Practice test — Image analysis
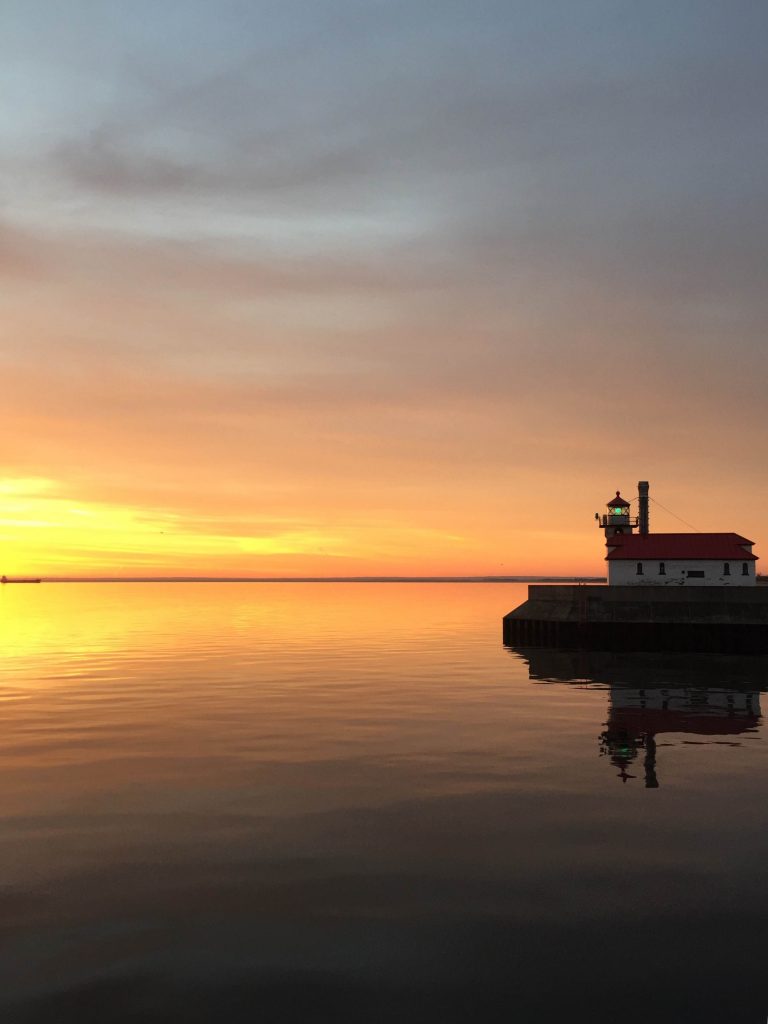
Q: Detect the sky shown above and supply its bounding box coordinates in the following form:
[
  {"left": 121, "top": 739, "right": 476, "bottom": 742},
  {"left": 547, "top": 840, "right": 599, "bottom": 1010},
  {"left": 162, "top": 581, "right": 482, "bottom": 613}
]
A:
[{"left": 2, "top": 0, "right": 768, "bottom": 577}]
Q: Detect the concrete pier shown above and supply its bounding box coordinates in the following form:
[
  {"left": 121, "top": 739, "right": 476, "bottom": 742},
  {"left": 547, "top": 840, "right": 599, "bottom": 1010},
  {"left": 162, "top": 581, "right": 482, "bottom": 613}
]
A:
[{"left": 503, "top": 585, "right": 768, "bottom": 653}]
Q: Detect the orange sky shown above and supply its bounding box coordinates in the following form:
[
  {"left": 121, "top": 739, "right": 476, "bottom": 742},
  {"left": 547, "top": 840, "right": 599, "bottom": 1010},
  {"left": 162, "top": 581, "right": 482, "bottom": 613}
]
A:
[{"left": 2, "top": 3, "right": 768, "bottom": 577}]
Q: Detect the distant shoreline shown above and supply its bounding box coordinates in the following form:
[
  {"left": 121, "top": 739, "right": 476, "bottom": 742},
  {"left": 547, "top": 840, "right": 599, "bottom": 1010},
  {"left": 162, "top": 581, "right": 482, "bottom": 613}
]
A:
[{"left": 29, "top": 576, "right": 608, "bottom": 584}]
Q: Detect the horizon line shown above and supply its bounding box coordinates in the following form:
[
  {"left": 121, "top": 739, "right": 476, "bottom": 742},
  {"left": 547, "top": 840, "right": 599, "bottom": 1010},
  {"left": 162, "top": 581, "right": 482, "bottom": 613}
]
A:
[{"left": 7, "top": 575, "right": 608, "bottom": 584}]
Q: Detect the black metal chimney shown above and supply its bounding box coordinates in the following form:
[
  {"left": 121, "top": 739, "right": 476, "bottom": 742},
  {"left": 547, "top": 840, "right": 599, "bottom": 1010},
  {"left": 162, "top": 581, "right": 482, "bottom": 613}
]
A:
[{"left": 638, "top": 480, "right": 649, "bottom": 536}]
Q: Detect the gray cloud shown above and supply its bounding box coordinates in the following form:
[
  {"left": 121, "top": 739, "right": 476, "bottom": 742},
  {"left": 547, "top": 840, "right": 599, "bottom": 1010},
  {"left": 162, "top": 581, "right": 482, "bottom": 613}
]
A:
[{"left": 37, "top": 4, "right": 768, "bottom": 316}]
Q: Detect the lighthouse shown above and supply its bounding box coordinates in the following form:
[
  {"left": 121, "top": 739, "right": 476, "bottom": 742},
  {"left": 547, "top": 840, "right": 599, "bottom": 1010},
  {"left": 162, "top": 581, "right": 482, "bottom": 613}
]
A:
[
  {"left": 596, "top": 480, "right": 649, "bottom": 539},
  {"left": 600, "top": 481, "right": 758, "bottom": 586},
  {"left": 597, "top": 491, "right": 635, "bottom": 538}
]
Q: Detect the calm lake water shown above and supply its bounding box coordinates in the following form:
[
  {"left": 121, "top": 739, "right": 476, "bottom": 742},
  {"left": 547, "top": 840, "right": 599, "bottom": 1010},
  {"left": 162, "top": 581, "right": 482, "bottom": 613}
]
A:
[{"left": 1, "top": 583, "right": 766, "bottom": 1023}]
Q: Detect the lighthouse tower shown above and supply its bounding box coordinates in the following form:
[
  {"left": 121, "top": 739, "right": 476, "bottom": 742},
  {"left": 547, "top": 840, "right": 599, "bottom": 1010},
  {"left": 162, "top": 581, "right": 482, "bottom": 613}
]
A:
[{"left": 597, "top": 491, "right": 637, "bottom": 539}]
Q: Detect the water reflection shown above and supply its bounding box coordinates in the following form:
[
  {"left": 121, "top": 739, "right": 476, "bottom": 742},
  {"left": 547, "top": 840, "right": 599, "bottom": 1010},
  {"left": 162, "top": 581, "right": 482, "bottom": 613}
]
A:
[
  {"left": 507, "top": 646, "right": 766, "bottom": 788},
  {"left": 0, "top": 585, "right": 766, "bottom": 1021},
  {"left": 600, "top": 686, "right": 761, "bottom": 787}
]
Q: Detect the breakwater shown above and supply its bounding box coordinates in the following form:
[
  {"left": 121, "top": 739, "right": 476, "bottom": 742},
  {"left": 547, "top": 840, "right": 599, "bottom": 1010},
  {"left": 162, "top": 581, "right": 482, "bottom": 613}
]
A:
[{"left": 503, "top": 585, "right": 768, "bottom": 653}]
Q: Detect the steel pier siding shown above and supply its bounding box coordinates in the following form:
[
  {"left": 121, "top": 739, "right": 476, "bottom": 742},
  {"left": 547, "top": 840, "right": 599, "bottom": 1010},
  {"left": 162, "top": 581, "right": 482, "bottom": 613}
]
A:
[{"left": 502, "top": 585, "right": 768, "bottom": 653}]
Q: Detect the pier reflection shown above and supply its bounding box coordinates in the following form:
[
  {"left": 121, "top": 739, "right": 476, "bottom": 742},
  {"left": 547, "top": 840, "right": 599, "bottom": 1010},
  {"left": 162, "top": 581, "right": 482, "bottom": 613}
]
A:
[{"left": 506, "top": 647, "right": 765, "bottom": 787}]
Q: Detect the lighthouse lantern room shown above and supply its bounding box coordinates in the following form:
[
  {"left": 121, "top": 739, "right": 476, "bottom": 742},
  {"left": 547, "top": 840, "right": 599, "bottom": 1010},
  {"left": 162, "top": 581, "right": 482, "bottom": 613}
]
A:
[{"left": 597, "top": 491, "right": 637, "bottom": 538}]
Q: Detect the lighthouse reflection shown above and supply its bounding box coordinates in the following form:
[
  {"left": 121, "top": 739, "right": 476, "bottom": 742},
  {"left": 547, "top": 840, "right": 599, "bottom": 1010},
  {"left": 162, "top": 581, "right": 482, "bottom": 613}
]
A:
[
  {"left": 599, "top": 685, "right": 760, "bottom": 786},
  {"left": 506, "top": 647, "right": 765, "bottom": 787}
]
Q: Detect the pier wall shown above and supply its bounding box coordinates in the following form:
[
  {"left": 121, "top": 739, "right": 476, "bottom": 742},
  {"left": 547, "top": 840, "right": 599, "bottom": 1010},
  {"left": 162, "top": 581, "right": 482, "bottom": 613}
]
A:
[{"left": 502, "top": 585, "right": 768, "bottom": 653}]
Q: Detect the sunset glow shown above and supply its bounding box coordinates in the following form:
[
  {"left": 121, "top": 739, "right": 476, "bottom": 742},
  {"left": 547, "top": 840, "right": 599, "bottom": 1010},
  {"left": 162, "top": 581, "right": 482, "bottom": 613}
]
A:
[{"left": 3, "top": 2, "right": 768, "bottom": 576}]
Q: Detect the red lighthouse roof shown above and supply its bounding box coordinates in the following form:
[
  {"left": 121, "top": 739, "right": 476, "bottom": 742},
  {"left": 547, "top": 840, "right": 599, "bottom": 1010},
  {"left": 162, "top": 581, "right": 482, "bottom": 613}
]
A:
[
  {"left": 605, "top": 533, "right": 757, "bottom": 561},
  {"left": 606, "top": 491, "right": 630, "bottom": 508}
]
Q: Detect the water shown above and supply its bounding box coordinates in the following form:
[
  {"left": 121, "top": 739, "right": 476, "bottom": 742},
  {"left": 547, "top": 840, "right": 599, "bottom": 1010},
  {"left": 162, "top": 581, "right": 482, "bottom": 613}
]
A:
[{"left": 0, "top": 583, "right": 766, "bottom": 1023}]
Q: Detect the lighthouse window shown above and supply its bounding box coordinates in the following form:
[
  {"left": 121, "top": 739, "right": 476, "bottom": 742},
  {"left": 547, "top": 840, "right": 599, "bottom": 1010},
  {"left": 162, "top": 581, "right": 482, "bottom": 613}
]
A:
[
  {"left": 658, "top": 562, "right": 666, "bottom": 575},
  {"left": 724, "top": 562, "right": 730, "bottom": 575},
  {"left": 636, "top": 562, "right": 643, "bottom": 575},
  {"left": 742, "top": 562, "right": 749, "bottom": 576}
]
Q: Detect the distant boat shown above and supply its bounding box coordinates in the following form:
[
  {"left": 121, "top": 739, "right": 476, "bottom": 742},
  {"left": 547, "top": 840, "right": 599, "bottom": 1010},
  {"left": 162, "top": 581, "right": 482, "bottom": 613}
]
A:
[{"left": 0, "top": 576, "right": 41, "bottom": 584}]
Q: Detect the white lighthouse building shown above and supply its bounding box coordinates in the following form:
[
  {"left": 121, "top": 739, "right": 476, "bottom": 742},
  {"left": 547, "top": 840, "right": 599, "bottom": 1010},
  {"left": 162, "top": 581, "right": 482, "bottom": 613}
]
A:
[{"left": 597, "top": 481, "right": 758, "bottom": 586}]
